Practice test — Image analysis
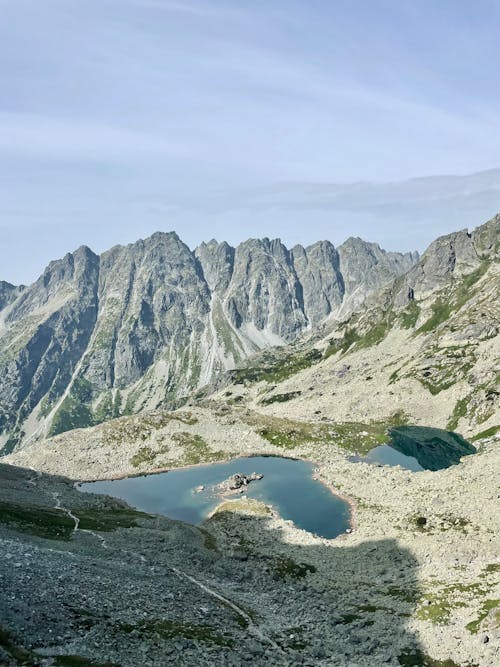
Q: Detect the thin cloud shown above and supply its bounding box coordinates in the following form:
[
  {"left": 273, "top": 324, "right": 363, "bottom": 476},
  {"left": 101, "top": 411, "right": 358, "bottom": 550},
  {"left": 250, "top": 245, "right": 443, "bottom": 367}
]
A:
[
  {"left": 128, "top": 0, "right": 243, "bottom": 19},
  {"left": 0, "top": 113, "right": 191, "bottom": 161}
]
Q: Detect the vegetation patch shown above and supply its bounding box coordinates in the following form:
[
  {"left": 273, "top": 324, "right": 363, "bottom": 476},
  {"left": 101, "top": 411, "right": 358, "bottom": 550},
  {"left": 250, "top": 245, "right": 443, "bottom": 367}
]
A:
[
  {"left": 49, "top": 394, "right": 94, "bottom": 436},
  {"left": 466, "top": 599, "right": 500, "bottom": 634},
  {"left": 171, "top": 432, "right": 227, "bottom": 466},
  {"left": 247, "top": 411, "right": 407, "bottom": 454},
  {"left": 77, "top": 507, "right": 151, "bottom": 532},
  {"left": 410, "top": 346, "right": 475, "bottom": 395},
  {"left": 130, "top": 447, "right": 157, "bottom": 467},
  {"left": 410, "top": 514, "right": 472, "bottom": 535},
  {"left": 416, "top": 582, "right": 487, "bottom": 626},
  {"left": 0, "top": 624, "right": 37, "bottom": 665},
  {"left": 104, "top": 410, "right": 197, "bottom": 447},
  {"left": 471, "top": 424, "right": 499, "bottom": 441},
  {"left": 0, "top": 500, "right": 74, "bottom": 540},
  {"left": 198, "top": 527, "right": 218, "bottom": 552},
  {"left": 447, "top": 396, "right": 470, "bottom": 430},
  {"left": 129, "top": 429, "right": 227, "bottom": 469},
  {"left": 417, "top": 262, "right": 490, "bottom": 335},
  {"left": 232, "top": 348, "right": 322, "bottom": 385},
  {"left": 272, "top": 556, "right": 316, "bottom": 580},
  {"left": 417, "top": 299, "right": 453, "bottom": 334},
  {"left": 398, "top": 649, "right": 470, "bottom": 667},
  {"left": 399, "top": 300, "right": 421, "bottom": 329},
  {"left": 212, "top": 498, "right": 271, "bottom": 517},
  {"left": 324, "top": 328, "right": 361, "bottom": 358},
  {"left": 260, "top": 391, "right": 302, "bottom": 405},
  {"left": 117, "top": 619, "right": 235, "bottom": 647}
]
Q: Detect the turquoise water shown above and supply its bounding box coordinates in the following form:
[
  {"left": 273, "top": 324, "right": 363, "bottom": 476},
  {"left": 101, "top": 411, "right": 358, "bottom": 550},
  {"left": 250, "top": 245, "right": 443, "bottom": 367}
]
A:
[
  {"left": 79, "top": 456, "right": 351, "bottom": 539},
  {"left": 355, "top": 426, "right": 476, "bottom": 472}
]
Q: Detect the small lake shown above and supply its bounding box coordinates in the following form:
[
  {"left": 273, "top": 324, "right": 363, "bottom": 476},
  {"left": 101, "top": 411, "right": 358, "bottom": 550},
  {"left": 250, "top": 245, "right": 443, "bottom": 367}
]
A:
[
  {"left": 353, "top": 426, "right": 476, "bottom": 472},
  {"left": 79, "top": 456, "right": 351, "bottom": 539}
]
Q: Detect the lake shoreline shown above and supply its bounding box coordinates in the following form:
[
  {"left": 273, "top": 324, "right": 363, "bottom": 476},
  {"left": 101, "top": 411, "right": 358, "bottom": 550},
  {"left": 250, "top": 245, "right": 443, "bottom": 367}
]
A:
[{"left": 77, "top": 453, "right": 357, "bottom": 537}]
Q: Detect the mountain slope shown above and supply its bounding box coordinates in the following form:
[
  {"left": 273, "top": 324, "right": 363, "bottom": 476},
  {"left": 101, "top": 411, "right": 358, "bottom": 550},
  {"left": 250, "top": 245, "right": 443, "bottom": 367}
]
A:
[
  {"left": 0, "top": 232, "right": 416, "bottom": 451},
  {"left": 210, "top": 215, "right": 499, "bottom": 439}
]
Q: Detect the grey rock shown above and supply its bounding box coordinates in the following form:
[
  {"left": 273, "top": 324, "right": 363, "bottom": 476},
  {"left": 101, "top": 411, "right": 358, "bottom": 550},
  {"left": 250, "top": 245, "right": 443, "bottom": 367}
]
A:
[
  {"left": 394, "top": 215, "right": 499, "bottom": 307},
  {"left": 219, "top": 472, "right": 263, "bottom": 491}
]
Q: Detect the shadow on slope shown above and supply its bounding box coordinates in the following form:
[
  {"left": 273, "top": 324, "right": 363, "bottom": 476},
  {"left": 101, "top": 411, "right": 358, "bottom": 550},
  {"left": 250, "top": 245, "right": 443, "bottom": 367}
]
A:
[{"left": 0, "top": 463, "right": 474, "bottom": 667}]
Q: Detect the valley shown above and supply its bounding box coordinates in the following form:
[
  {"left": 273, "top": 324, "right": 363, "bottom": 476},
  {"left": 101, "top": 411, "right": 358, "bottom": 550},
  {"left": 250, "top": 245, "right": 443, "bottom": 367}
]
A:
[{"left": 0, "top": 215, "right": 498, "bottom": 666}]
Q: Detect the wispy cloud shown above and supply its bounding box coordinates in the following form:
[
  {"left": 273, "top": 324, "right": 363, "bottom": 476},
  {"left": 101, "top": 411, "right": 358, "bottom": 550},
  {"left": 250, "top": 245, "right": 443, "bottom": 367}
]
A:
[
  {"left": 0, "top": 113, "right": 190, "bottom": 161},
  {"left": 128, "top": 0, "right": 242, "bottom": 19}
]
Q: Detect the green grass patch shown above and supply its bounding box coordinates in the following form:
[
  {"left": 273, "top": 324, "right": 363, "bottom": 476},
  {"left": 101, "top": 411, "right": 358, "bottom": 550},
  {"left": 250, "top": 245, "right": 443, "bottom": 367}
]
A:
[
  {"left": 324, "top": 328, "right": 361, "bottom": 358},
  {"left": 471, "top": 424, "right": 500, "bottom": 441},
  {"left": 399, "top": 300, "right": 421, "bottom": 329},
  {"left": 130, "top": 431, "right": 227, "bottom": 468},
  {"left": 466, "top": 599, "right": 500, "bottom": 634},
  {"left": 104, "top": 411, "right": 198, "bottom": 447},
  {"left": 0, "top": 501, "right": 151, "bottom": 539},
  {"left": 416, "top": 582, "right": 487, "bottom": 626},
  {"left": 417, "top": 262, "right": 490, "bottom": 335},
  {"left": 130, "top": 446, "right": 156, "bottom": 467},
  {"left": 447, "top": 396, "right": 470, "bottom": 430},
  {"left": 172, "top": 432, "right": 226, "bottom": 466},
  {"left": 198, "top": 527, "right": 218, "bottom": 552},
  {"left": 483, "top": 563, "right": 500, "bottom": 574},
  {"left": 417, "top": 299, "right": 454, "bottom": 334}
]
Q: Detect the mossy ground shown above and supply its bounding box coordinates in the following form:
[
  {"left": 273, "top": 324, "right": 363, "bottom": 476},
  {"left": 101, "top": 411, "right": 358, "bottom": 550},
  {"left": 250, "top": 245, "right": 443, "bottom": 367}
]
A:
[
  {"left": 246, "top": 411, "right": 407, "bottom": 455},
  {"left": 260, "top": 390, "right": 302, "bottom": 405},
  {"left": 465, "top": 599, "right": 500, "bottom": 634},
  {"left": 117, "top": 618, "right": 235, "bottom": 647},
  {"left": 211, "top": 497, "right": 271, "bottom": 518},
  {"left": 130, "top": 430, "right": 228, "bottom": 468},
  {"left": 232, "top": 348, "right": 322, "bottom": 385},
  {"left": 397, "top": 649, "right": 469, "bottom": 667},
  {"left": 0, "top": 501, "right": 151, "bottom": 541},
  {"left": 0, "top": 501, "right": 75, "bottom": 540},
  {"left": 416, "top": 582, "right": 488, "bottom": 626}
]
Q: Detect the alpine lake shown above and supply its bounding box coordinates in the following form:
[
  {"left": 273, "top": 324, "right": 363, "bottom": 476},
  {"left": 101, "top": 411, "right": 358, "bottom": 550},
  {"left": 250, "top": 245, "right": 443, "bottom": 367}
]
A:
[{"left": 79, "top": 426, "right": 475, "bottom": 539}]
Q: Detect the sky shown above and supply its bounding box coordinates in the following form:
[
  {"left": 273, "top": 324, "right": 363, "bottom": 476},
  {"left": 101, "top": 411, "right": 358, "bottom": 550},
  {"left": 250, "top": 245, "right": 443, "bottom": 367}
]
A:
[{"left": 1, "top": 0, "right": 500, "bottom": 284}]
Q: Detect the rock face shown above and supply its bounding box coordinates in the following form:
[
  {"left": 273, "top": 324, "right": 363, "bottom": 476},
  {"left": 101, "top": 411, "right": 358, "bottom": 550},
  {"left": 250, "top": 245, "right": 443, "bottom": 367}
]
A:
[
  {"left": 393, "top": 214, "right": 499, "bottom": 306},
  {"left": 0, "top": 232, "right": 417, "bottom": 450}
]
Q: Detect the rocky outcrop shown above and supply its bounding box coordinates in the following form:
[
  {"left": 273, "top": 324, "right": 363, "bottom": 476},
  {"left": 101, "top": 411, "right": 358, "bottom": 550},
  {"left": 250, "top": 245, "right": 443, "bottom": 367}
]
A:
[
  {"left": 0, "top": 281, "right": 24, "bottom": 311},
  {"left": 394, "top": 215, "right": 499, "bottom": 306},
  {"left": 219, "top": 472, "right": 264, "bottom": 492}
]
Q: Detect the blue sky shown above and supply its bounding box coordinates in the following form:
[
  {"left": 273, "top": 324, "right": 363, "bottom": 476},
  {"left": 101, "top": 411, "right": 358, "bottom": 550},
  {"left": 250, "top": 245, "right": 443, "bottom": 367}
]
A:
[{"left": 1, "top": 0, "right": 500, "bottom": 284}]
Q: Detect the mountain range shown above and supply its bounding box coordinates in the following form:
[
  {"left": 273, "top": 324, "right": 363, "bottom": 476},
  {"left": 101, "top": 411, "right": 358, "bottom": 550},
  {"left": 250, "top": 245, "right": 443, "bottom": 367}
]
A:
[{"left": 0, "top": 233, "right": 417, "bottom": 452}]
